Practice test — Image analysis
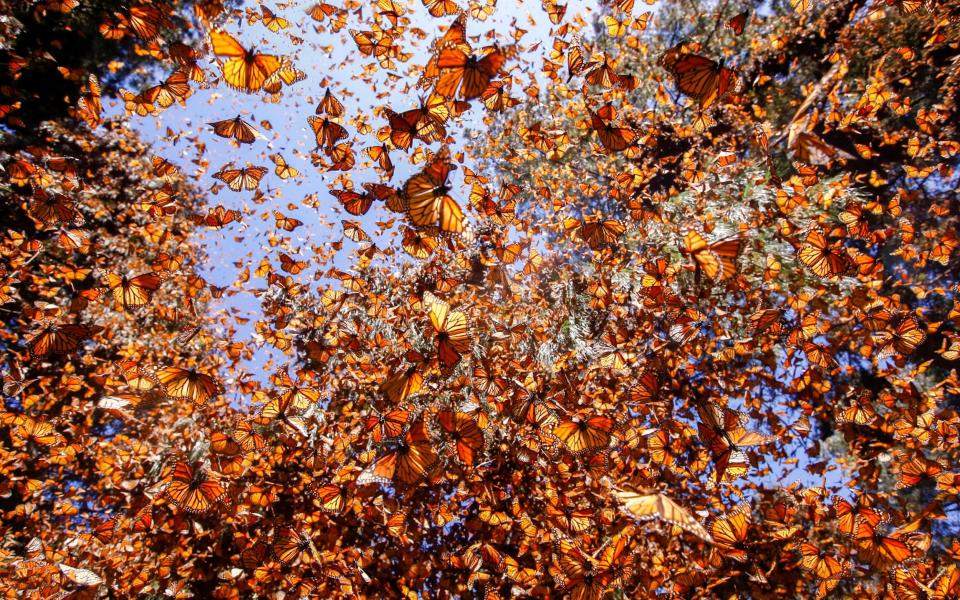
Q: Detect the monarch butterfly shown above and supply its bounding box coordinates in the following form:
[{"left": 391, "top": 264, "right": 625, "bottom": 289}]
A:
[
  {"left": 150, "top": 366, "right": 221, "bottom": 405},
  {"left": 546, "top": 500, "right": 594, "bottom": 533},
  {"left": 350, "top": 29, "right": 394, "bottom": 58},
  {"left": 697, "top": 403, "right": 772, "bottom": 454},
  {"left": 837, "top": 202, "right": 871, "bottom": 238},
  {"left": 403, "top": 149, "right": 465, "bottom": 233},
  {"left": 874, "top": 313, "right": 926, "bottom": 356},
  {"left": 589, "top": 105, "right": 636, "bottom": 152},
  {"left": 169, "top": 42, "right": 206, "bottom": 83},
  {"left": 615, "top": 490, "right": 713, "bottom": 542},
  {"left": 259, "top": 392, "right": 308, "bottom": 436},
  {"left": 144, "top": 70, "right": 192, "bottom": 108},
  {"left": 255, "top": 5, "right": 288, "bottom": 31},
  {"left": 262, "top": 60, "right": 307, "bottom": 94},
  {"left": 629, "top": 370, "right": 663, "bottom": 409},
  {"left": 564, "top": 215, "right": 626, "bottom": 249},
  {"left": 895, "top": 456, "right": 941, "bottom": 489},
  {"left": 384, "top": 96, "right": 449, "bottom": 150},
  {"left": 436, "top": 410, "right": 485, "bottom": 465},
  {"left": 472, "top": 358, "right": 508, "bottom": 397},
  {"left": 331, "top": 188, "right": 374, "bottom": 216},
  {"left": 380, "top": 356, "right": 426, "bottom": 403},
  {"left": 422, "top": 0, "right": 460, "bottom": 17},
  {"left": 231, "top": 418, "right": 267, "bottom": 452},
  {"left": 308, "top": 115, "right": 348, "bottom": 152},
  {"left": 208, "top": 115, "right": 262, "bottom": 144},
  {"left": 28, "top": 190, "right": 83, "bottom": 226},
  {"left": 424, "top": 292, "right": 471, "bottom": 369},
  {"left": 152, "top": 156, "right": 179, "bottom": 179},
  {"left": 315, "top": 87, "right": 344, "bottom": 117},
  {"left": 75, "top": 74, "right": 102, "bottom": 127},
  {"left": 10, "top": 416, "right": 63, "bottom": 447},
  {"left": 103, "top": 272, "right": 162, "bottom": 310},
  {"left": 832, "top": 494, "right": 887, "bottom": 537},
  {"left": 660, "top": 44, "right": 738, "bottom": 109},
  {"left": 550, "top": 532, "right": 633, "bottom": 598},
  {"left": 798, "top": 542, "right": 847, "bottom": 579},
  {"left": 682, "top": 231, "right": 742, "bottom": 281},
  {"left": 214, "top": 165, "right": 267, "bottom": 191},
  {"left": 798, "top": 229, "right": 850, "bottom": 278},
  {"left": 364, "top": 405, "right": 414, "bottom": 443},
  {"left": 377, "top": 0, "right": 406, "bottom": 25},
  {"left": 435, "top": 44, "right": 506, "bottom": 100},
  {"left": 273, "top": 528, "right": 320, "bottom": 565},
  {"left": 668, "top": 307, "right": 706, "bottom": 344},
  {"left": 711, "top": 507, "right": 751, "bottom": 562},
  {"left": 357, "top": 420, "right": 438, "bottom": 486},
  {"left": 273, "top": 210, "right": 303, "bottom": 232},
  {"left": 480, "top": 80, "right": 519, "bottom": 111},
  {"left": 210, "top": 30, "right": 280, "bottom": 93},
  {"left": 163, "top": 461, "right": 227, "bottom": 513},
  {"left": 836, "top": 393, "right": 877, "bottom": 426},
  {"left": 90, "top": 515, "right": 119, "bottom": 544},
  {"left": 26, "top": 322, "right": 102, "bottom": 358},
  {"left": 365, "top": 144, "right": 394, "bottom": 177},
  {"left": 553, "top": 415, "right": 614, "bottom": 454},
  {"left": 855, "top": 527, "right": 914, "bottom": 569},
  {"left": 311, "top": 484, "right": 349, "bottom": 513},
  {"left": 199, "top": 205, "right": 241, "bottom": 228},
  {"left": 57, "top": 563, "right": 103, "bottom": 588},
  {"left": 726, "top": 11, "right": 748, "bottom": 34},
  {"left": 582, "top": 53, "right": 621, "bottom": 89}
]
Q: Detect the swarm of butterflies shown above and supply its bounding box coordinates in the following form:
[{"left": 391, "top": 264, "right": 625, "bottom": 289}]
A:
[{"left": 1, "top": 0, "right": 960, "bottom": 598}]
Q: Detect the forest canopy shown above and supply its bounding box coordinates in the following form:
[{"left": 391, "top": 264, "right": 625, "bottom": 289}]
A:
[{"left": 1, "top": 0, "right": 959, "bottom": 598}]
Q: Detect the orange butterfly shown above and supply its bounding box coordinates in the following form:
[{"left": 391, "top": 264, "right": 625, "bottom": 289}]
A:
[
  {"left": 365, "top": 405, "right": 414, "bottom": 443},
  {"left": 103, "top": 272, "right": 162, "bottom": 310},
  {"left": 148, "top": 365, "right": 222, "bottom": 405},
  {"left": 436, "top": 410, "right": 485, "bottom": 465},
  {"left": 683, "top": 231, "right": 742, "bottom": 281},
  {"left": 435, "top": 44, "right": 506, "bottom": 100},
  {"left": 214, "top": 165, "right": 267, "bottom": 191},
  {"left": 422, "top": 0, "right": 460, "bottom": 17},
  {"left": 357, "top": 420, "right": 438, "bottom": 486},
  {"left": 311, "top": 484, "right": 349, "bottom": 513},
  {"left": 10, "top": 416, "right": 64, "bottom": 447},
  {"left": 798, "top": 542, "right": 847, "bottom": 580},
  {"left": 262, "top": 60, "right": 306, "bottom": 94},
  {"left": 331, "top": 188, "right": 375, "bottom": 216},
  {"left": 273, "top": 529, "right": 320, "bottom": 565},
  {"left": 270, "top": 154, "right": 300, "bottom": 179},
  {"left": 380, "top": 352, "right": 427, "bottom": 403},
  {"left": 144, "top": 70, "right": 192, "bottom": 108},
  {"left": 660, "top": 44, "right": 738, "bottom": 109},
  {"left": 210, "top": 30, "right": 280, "bottom": 93},
  {"left": 589, "top": 104, "right": 637, "bottom": 152},
  {"left": 711, "top": 506, "right": 751, "bottom": 562},
  {"left": 726, "top": 11, "right": 748, "bottom": 35},
  {"left": 163, "top": 461, "right": 227, "bottom": 513},
  {"left": 424, "top": 292, "right": 471, "bottom": 370},
  {"left": 403, "top": 148, "right": 465, "bottom": 233},
  {"left": 855, "top": 527, "right": 914, "bottom": 569},
  {"left": 798, "top": 229, "right": 850, "bottom": 278},
  {"left": 316, "top": 87, "right": 344, "bottom": 116},
  {"left": 384, "top": 96, "right": 449, "bottom": 150},
  {"left": 208, "top": 115, "right": 262, "bottom": 144},
  {"left": 308, "top": 115, "right": 348, "bottom": 151},
  {"left": 553, "top": 414, "right": 614, "bottom": 454},
  {"left": 26, "top": 322, "right": 102, "bottom": 358}
]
